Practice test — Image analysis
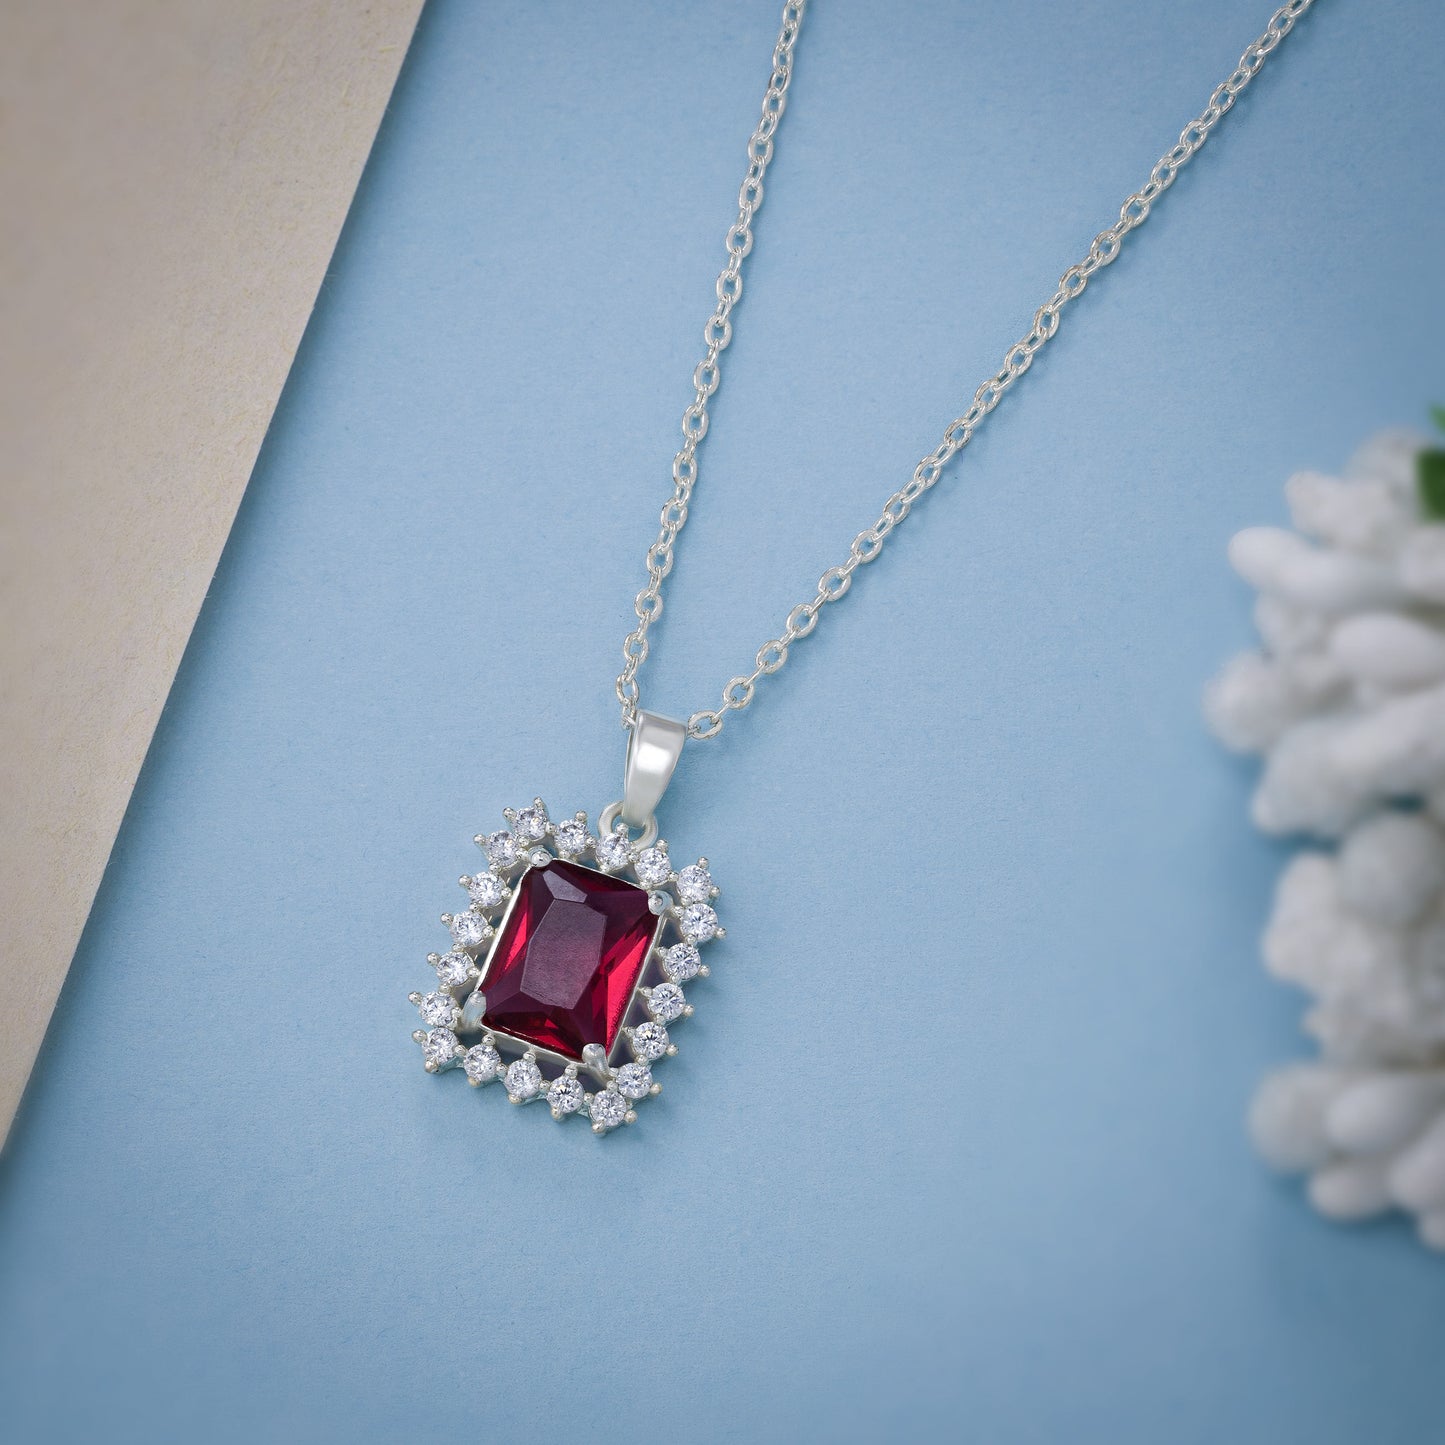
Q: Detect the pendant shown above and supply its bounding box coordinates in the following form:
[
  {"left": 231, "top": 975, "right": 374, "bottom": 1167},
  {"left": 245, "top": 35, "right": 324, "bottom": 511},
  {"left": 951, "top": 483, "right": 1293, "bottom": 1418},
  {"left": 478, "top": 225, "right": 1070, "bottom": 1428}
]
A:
[{"left": 409, "top": 711, "right": 721, "bottom": 1134}]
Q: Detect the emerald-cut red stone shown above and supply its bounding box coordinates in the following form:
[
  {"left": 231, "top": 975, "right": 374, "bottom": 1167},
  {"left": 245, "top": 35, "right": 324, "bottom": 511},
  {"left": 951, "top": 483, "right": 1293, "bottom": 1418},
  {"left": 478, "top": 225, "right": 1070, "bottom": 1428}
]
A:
[{"left": 479, "top": 859, "right": 656, "bottom": 1061}]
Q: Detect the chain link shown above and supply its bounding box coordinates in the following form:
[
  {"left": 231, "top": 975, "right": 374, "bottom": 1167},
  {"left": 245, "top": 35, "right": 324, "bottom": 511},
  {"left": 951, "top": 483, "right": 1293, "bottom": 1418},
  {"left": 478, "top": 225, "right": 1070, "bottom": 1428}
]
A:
[
  {"left": 616, "top": 0, "right": 1318, "bottom": 741},
  {"left": 615, "top": 0, "right": 803, "bottom": 735}
]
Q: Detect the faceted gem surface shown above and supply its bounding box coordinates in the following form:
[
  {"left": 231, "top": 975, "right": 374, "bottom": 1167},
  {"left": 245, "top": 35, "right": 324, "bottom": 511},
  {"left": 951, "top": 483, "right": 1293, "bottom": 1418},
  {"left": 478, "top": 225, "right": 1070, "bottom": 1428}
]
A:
[{"left": 480, "top": 860, "right": 656, "bottom": 1061}]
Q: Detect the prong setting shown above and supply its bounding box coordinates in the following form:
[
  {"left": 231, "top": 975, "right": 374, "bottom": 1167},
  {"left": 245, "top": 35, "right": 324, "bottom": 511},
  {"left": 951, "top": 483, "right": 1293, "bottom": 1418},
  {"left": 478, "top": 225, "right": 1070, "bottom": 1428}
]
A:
[{"left": 411, "top": 798, "right": 721, "bottom": 1134}]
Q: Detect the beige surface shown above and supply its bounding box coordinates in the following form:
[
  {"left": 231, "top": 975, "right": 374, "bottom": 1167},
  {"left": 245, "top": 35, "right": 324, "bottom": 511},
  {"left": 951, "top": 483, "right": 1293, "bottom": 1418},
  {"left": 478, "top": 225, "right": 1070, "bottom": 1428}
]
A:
[{"left": 0, "top": 0, "right": 425, "bottom": 1143}]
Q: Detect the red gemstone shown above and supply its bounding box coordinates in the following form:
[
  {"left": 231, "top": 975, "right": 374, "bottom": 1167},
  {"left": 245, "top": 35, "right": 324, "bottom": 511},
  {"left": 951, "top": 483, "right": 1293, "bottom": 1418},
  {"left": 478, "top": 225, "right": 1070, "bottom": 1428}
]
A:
[{"left": 479, "top": 859, "right": 657, "bottom": 1061}]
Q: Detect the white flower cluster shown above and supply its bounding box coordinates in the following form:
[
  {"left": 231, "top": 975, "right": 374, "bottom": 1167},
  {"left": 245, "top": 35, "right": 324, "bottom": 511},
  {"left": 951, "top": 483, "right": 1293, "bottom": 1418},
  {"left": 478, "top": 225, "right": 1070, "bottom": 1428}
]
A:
[{"left": 1205, "top": 431, "right": 1445, "bottom": 1249}]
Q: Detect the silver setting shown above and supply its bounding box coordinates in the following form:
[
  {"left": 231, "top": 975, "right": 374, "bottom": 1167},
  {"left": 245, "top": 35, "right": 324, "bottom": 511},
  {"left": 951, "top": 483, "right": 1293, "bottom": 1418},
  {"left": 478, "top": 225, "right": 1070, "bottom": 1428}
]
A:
[{"left": 411, "top": 798, "right": 722, "bottom": 1135}]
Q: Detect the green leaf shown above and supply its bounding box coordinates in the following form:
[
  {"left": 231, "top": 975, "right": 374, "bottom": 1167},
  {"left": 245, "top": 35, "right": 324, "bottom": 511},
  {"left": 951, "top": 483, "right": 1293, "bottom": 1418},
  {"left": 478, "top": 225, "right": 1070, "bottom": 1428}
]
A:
[
  {"left": 1420, "top": 449, "right": 1445, "bottom": 520},
  {"left": 1431, "top": 404, "right": 1445, "bottom": 436}
]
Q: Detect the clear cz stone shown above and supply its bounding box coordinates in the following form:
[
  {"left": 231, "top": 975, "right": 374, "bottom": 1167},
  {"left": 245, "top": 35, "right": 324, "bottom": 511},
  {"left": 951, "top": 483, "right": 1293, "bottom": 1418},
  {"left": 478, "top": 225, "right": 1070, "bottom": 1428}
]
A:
[
  {"left": 486, "top": 831, "right": 519, "bottom": 869},
  {"left": 547, "top": 1076, "right": 585, "bottom": 1115},
  {"left": 594, "top": 830, "right": 631, "bottom": 871},
  {"left": 468, "top": 872, "right": 507, "bottom": 909},
  {"left": 615, "top": 1062, "right": 653, "bottom": 1100},
  {"left": 675, "top": 863, "right": 714, "bottom": 903},
  {"left": 418, "top": 991, "right": 461, "bottom": 1028},
  {"left": 513, "top": 803, "right": 549, "bottom": 842},
  {"left": 505, "top": 1057, "right": 543, "bottom": 1101},
  {"left": 433, "top": 951, "right": 474, "bottom": 987},
  {"left": 647, "top": 982, "right": 685, "bottom": 1023},
  {"left": 634, "top": 846, "right": 671, "bottom": 887},
  {"left": 422, "top": 1028, "right": 460, "bottom": 1068},
  {"left": 630, "top": 1021, "right": 669, "bottom": 1061},
  {"left": 590, "top": 1089, "right": 628, "bottom": 1128},
  {"left": 463, "top": 1042, "right": 501, "bottom": 1083},
  {"left": 552, "top": 819, "right": 589, "bottom": 857},
  {"left": 449, "top": 909, "right": 489, "bottom": 948},
  {"left": 662, "top": 942, "right": 701, "bottom": 983},
  {"left": 679, "top": 903, "right": 718, "bottom": 943}
]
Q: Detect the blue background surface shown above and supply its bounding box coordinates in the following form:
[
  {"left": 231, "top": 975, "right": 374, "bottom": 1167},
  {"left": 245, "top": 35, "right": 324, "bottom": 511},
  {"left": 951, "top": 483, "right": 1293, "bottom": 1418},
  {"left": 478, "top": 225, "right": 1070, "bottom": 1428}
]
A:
[{"left": 4, "top": 2, "right": 1444, "bottom": 1440}]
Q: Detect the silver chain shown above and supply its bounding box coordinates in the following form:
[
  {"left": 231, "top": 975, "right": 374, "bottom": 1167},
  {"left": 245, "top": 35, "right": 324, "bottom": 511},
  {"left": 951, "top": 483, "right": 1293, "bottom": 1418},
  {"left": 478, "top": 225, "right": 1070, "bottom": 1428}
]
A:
[{"left": 616, "top": 0, "right": 1318, "bottom": 742}]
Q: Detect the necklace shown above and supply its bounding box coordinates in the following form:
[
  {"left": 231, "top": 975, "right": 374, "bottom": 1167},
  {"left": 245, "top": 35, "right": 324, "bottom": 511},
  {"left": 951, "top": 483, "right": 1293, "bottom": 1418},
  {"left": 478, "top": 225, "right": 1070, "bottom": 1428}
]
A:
[{"left": 410, "top": 0, "right": 1319, "bottom": 1132}]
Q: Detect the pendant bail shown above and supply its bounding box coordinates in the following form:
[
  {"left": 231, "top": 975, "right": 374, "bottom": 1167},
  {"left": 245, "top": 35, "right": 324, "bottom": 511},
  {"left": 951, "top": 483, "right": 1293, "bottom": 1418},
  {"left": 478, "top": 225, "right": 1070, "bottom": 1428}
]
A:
[{"left": 621, "top": 709, "right": 687, "bottom": 831}]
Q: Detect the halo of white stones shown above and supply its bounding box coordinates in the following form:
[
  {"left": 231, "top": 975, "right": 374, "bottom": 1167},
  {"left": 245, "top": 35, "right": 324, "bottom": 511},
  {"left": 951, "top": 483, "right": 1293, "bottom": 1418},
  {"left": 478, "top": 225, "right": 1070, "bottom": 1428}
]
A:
[{"left": 410, "top": 798, "right": 721, "bottom": 1135}]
